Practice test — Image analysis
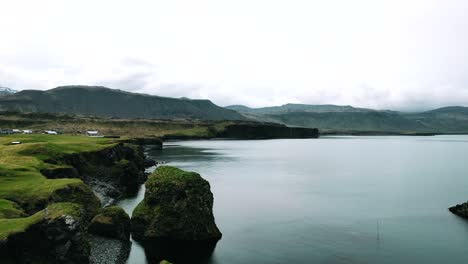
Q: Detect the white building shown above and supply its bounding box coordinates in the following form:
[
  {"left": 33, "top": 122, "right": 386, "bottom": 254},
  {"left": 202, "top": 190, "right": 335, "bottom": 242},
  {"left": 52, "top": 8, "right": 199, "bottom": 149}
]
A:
[
  {"left": 86, "top": 130, "right": 100, "bottom": 137},
  {"left": 22, "top": 130, "right": 33, "bottom": 134},
  {"left": 45, "top": 130, "right": 58, "bottom": 135},
  {"left": 11, "top": 129, "right": 21, "bottom": 134}
]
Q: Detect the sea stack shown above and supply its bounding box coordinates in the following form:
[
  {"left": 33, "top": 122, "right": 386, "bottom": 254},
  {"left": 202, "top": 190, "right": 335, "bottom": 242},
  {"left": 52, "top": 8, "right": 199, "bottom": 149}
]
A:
[
  {"left": 131, "top": 166, "right": 222, "bottom": 241},
  {"left": 131, "top": 166, "right": 221, "bottom": 262}
]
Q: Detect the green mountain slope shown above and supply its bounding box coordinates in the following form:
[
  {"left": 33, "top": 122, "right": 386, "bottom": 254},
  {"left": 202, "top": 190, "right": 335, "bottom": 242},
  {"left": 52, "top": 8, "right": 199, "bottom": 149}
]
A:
[
  {"left": 227, "top": 104, "right": 468, "bottom": 133},
  {"left": 0, "top": 86, "right": 245, "bottom": 120}
]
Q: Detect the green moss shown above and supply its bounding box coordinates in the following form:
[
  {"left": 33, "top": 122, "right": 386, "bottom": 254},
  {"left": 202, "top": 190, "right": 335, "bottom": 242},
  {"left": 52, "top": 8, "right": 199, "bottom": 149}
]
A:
[
  {"left": 131, "top": 166, "right": 221, "bottom": 241},
  {"left": 0, "top": 202, "right": 82, "bottom": 241},
  {"left": 46, "top": 202, "right": 82, "bottom": 219},
  {"left": 0, "top": 212, "right": 43, "bottom": 241},
  {"left": 149, "top": 166, "right": 203, "bottom": 183},
  {"left": 93, "top": 206, "right": 129, "bottom": 223},
  {"left": 0, "top": 135, "right": 118, "bottom": 241},
  {"left": 0, "top": 199, "right": 26, "bottom": 219},
  {"left": 88, "top": 206, "right": 130, "bottom": 240}
]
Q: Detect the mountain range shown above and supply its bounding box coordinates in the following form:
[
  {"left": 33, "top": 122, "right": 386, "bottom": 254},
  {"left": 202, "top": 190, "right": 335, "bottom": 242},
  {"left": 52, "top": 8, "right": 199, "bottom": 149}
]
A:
[
  {"left": 226, "top": 104, "right": 468, "bottom": 134},
  {"left": 0, "top": 86, "right": 467, "bottom": 134},
  {"left": 0, "top": 86, "right": 244, "bottom": 120}
]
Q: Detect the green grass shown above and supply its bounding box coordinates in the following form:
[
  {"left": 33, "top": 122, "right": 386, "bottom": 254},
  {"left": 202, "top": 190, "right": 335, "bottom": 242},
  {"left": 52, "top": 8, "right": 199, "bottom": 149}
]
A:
[
  {"left": 0, "top": 202, "right": 82, "bottom": 240},
  {"left": 0, "top": 134, "right": 120, "bottom": 240},
  {"left": 91, "top": 206, "right": 129, "bottom": 225},
  {"left": 0, "top": 199, "right": 25, "bottom": 219},
  {"left": 149, "top": 166, "right": 202, "bottom": 183}
]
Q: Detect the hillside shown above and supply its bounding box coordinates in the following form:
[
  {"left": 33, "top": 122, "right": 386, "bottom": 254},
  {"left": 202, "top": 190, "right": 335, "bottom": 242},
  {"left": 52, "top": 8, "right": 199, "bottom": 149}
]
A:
[
  {"left": 226, "top": 103, "right": 374, "bottom": 114},
  {"left": 0, "top": 86, "right": 244, "bottom": 121},
  {"left": 227, "top": 104, "right": 468, "bottom": 134},
  {"left": 0, "top": 87, "right": 17, "bottom": 97}
]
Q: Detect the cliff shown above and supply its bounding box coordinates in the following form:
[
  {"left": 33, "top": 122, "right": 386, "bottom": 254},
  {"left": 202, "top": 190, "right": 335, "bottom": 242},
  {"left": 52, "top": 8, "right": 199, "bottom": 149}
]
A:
[{"left": 0, "top": 135, "right": 152, "bottom": 263}]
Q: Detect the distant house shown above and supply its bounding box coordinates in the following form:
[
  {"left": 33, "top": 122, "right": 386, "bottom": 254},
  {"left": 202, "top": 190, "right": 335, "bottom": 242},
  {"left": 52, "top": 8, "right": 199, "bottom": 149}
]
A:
[
  {"left": 86, "top": 130, "right": 101, "bottom": 137},
  {"left": 23, "top": 130, "right": 33, "bottom": 134},
  {"left": 45, "top": 130, "right": 58, "bottom": 135},
  {"left": 11, "top": 129, "right": 21, "bottom": 134}
]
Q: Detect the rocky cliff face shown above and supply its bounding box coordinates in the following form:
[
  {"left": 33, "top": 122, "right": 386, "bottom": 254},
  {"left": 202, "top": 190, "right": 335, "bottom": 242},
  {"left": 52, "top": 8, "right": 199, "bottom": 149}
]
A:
[
  {"left": 131, "top": 166, "right": 221, "bottom": 263},
  {"left": 0, "top": 203, "right": 91, "bottom": 264},
  {"left": 0, "top": 139, "right": 156, "bottom": 264},
  {"left": 43, "top": 143, "right": 148, "bottom": 206}
]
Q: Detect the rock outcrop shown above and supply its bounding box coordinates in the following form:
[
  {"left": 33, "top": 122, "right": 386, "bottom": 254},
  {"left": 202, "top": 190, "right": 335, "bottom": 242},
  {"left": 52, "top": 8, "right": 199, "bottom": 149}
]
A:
[
  {"left": 131, "top": 166, "right": 222, "bottom": 242},
  {"left": 0, "top": 203, "right": 91, "bottom": 264},
  {"left": 449, "top": 202, "right": 468, "bottom": 218},
  {"left": 88, "top": 206, "right": 131, "bottom": 241},
  {"left": 131, "top": 166, "right": 221, "bottom": 263},
  {"left": 44, "top": 143, "right": 149, "bottom": 205}
]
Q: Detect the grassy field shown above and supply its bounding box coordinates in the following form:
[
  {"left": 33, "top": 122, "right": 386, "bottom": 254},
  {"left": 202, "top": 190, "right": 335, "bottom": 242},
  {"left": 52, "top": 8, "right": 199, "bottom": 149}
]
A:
[
  {"left": 0, "top": 112, "right": 232, "bottom": 138},
  {"left": 0, "top": 134, "right": 119, "bottom": 240}
]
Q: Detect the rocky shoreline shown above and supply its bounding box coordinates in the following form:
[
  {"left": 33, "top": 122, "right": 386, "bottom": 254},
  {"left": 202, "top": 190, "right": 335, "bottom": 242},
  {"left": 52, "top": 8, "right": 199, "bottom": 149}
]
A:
[
  {"left": 0, "top": 139, "right": 158, "bottom": 263},
  {"left": 0, "top": 136, "right": 224, "bottom": 264}
]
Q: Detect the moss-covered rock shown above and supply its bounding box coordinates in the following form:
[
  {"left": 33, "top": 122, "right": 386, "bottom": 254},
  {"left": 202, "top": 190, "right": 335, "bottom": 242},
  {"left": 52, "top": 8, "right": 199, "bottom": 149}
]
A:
[
  {"left": 0, "top": 202, "right": 90, "bottom": 264},
  {"left": 131, "top": 166, "right": 222, "bottom": 242},
  {"left": 49, "top": 182, "right": 101, "bottom": 222},
  {"left": 88, "top": 206, "right": 130, "bottom": 241},
  {"left": 56, "top": 143, "right": 147, "bottom": 204}
]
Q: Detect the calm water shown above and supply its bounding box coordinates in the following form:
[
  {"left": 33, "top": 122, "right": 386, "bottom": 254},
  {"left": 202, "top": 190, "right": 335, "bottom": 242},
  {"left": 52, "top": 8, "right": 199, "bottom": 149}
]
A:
[{"left": 119, "top": 136, "right": 468, "bottom": 263}]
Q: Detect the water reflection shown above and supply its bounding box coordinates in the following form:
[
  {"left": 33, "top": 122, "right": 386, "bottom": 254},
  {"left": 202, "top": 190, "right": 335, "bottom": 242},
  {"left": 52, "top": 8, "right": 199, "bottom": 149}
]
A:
[
  {"left": 140, "top": 239, "right": 219, "bottom": 264},
  {"left": 146, "top": 143, "right": 232, "bottom": 164}
]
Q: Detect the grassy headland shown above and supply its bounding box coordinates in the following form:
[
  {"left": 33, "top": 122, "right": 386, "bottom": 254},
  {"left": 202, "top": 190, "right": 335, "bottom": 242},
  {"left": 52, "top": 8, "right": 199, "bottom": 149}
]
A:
[{"left": 0, "top": 134, "right": 119, "bottom": 240}]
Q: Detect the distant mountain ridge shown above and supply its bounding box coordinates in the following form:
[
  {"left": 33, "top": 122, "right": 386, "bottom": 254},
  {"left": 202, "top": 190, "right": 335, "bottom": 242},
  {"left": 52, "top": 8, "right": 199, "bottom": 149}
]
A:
[
  {"left": 227, "top": 103, "right": 375, "bottom": 114},
  {"left": 0, "top": 87, "right": 17, "bottom": 97},
  {"left": 0, "top": 85, "right": 244, "bottom": 120},
  {"left": 226, "top": 104, "right": 468, "bottom": 133}
]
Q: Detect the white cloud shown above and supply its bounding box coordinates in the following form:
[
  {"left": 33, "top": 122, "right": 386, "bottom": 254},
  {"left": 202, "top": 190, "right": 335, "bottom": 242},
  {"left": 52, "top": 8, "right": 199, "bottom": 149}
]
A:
[{"left": 1, "top": 0, "right": 468, "bottom": 111}]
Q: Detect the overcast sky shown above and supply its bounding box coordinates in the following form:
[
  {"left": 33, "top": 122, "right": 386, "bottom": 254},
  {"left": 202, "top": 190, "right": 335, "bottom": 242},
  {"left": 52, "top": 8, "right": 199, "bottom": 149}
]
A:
[{"left": 1, "top": 0, "right": 468, "bottom": 110}]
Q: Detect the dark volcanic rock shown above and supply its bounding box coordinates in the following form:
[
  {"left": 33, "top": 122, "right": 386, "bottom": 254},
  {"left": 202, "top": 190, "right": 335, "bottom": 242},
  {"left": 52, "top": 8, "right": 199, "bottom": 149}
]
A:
[
  {"left": 131, "top": 166, "right": 222, "bottom": 242},
  {"left": 144, "top": 158, "right": 157, "bottom": 168},
  {"left": 88, "top": 206, "right": 131, "bottom": 241},
  {"left": 449, "top": 202, "right": 468, "bottom": 218},
  {"left": 47, "top": 143, "right": 147, "bottom": 203},
  {"left": 1, "top": 203, "right": 91, "bottom": 264},
  {"left": 41, "top": 166, "right": 80, "bottom": 179}
]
